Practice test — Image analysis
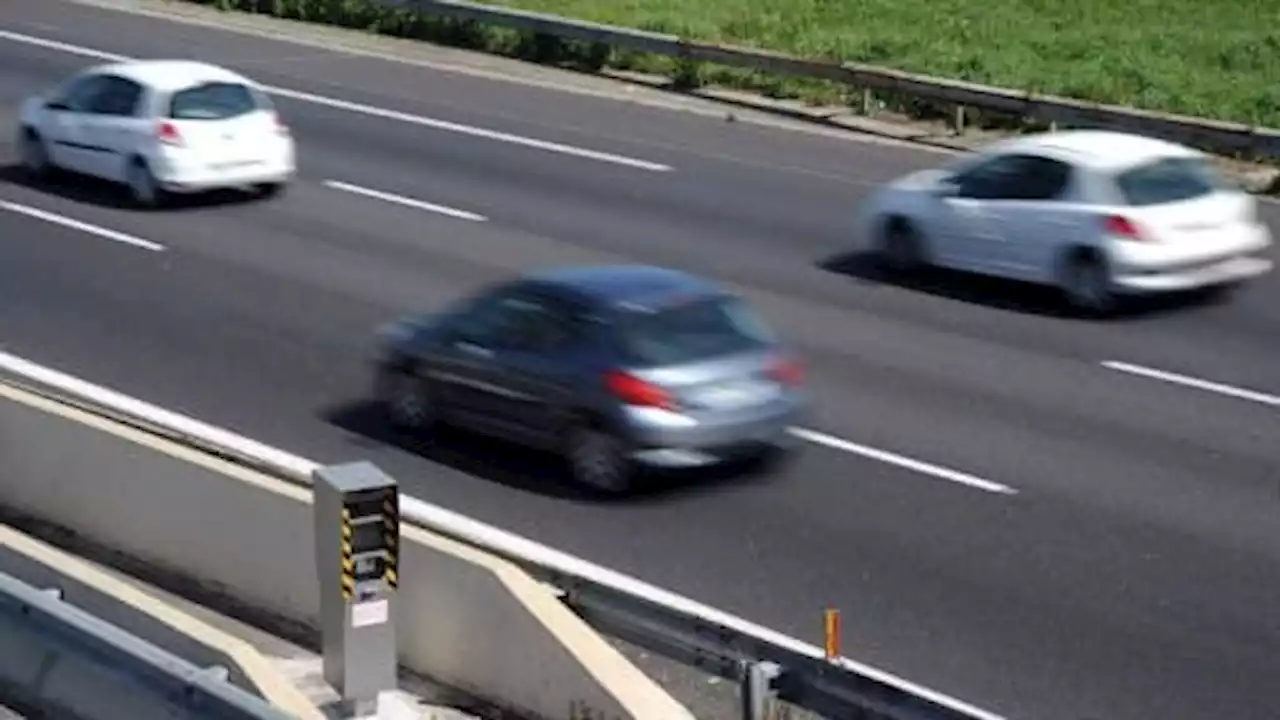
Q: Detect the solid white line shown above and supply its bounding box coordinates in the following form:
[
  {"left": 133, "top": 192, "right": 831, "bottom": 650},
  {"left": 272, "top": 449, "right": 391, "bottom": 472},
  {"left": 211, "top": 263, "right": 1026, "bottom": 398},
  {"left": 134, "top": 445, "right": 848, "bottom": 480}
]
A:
[
  {"left": 1102, "top": 360, "right": 1280, "bottom": 408},
  {"left": 0, "top": 29, "right": 675, "bottom": 173},
  {"left": 788, "top": 427, "right": 1017, "bottom": 494},
  {"left": 0, "top": 201, "right": 165, "bottom": 252},
  {"left": 322, "top": 180, "right": 488, "bottom": 222}
]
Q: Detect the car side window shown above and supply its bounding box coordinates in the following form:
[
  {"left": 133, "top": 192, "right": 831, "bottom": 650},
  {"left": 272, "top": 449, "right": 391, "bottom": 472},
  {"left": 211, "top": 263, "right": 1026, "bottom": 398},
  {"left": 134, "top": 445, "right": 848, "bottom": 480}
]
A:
[
  {"left": 1011, "top": 156, "right": 1072, "bottom": 200},
  {"left": 952, "top": 153, "right": 1072, "bottom": 201},
  {"left": 449, "top": 291, "right": 524, "bottom": 347},
  {"left": 508, "top": 295, "right": 583, "bottom": 353},
  {"left": 85, "top": 76, "right": 145, "bottom": 117},
  {"left": 952, "top": 154, "right": 1027, "bottom": 199},
  {"left": 49, "top": 74, "right": 110, "bottom": 113}
]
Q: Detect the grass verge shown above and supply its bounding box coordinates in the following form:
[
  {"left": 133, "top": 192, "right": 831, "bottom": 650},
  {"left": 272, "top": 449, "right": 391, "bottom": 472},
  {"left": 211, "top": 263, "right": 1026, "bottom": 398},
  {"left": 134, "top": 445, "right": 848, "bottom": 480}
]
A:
[{"left": 194, "top": 0, "right": 1280, "bottom": 135}]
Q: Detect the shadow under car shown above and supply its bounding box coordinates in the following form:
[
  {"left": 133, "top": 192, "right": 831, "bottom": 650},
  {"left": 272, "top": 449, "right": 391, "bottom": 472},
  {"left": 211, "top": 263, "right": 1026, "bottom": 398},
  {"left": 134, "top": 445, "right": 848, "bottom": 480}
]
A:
[
  {"left": 816, "top": 249, "right": 1235, "bottom": 320},
  {"left": 320, "top": 399, "right": 786, "bottom": 504}
]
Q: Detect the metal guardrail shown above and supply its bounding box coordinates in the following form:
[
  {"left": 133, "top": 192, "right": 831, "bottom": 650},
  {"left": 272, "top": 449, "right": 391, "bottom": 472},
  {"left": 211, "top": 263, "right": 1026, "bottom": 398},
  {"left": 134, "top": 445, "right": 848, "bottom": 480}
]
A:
[
  {"left": 0, "top": 569, "right": 294, "bottom": 720},
  {"left": 371, "top": 0, "right": 1280, "bottom": 161},
  {"left": 0, "top": 353, "right": 1008, "bottom": 720}
]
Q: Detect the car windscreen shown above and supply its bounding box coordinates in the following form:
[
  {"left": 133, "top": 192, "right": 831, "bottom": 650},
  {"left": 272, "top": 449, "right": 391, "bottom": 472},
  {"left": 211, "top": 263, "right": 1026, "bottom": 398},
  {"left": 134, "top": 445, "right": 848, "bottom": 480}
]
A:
[
  {"left": 168, "top": 82, "right": 265, "bottom": 120},
  {"left": 1114, "top": 156, "right": 1226, "bottom": 206},
  {"left": 614, "top": 295, "right": 775, "bottom": 367}
]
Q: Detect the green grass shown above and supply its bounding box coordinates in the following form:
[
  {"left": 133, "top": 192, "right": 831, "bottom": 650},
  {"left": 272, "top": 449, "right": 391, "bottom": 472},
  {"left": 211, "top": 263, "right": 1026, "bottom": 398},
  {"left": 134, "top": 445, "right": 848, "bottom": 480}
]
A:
[
  {"left": 483, "top": 0, "right": 1280, "bottom": 126},
  {"left": 201, "top": 0, "right": 1280, "bottom": 129}
]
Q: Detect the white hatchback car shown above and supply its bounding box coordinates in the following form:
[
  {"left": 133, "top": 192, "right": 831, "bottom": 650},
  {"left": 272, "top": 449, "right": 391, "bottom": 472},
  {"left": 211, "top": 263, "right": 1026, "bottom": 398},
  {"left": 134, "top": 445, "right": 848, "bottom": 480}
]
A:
[
  {"left": 16, "top": 59, "right": 295, "bottom": 207},
  {"left": 856, "top": 130, "right": 1273, "bottom": 312}
]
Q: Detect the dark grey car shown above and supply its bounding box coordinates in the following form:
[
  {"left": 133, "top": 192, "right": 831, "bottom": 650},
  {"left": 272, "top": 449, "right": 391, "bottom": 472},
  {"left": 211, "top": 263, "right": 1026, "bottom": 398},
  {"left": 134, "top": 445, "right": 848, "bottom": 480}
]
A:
[{"left": 371, "top": 265, "right": 806, "bottom": 493}]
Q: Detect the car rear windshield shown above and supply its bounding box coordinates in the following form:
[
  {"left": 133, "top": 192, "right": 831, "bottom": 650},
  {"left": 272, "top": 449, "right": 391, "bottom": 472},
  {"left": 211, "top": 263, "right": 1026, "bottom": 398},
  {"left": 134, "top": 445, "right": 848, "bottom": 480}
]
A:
[
  {"left": 614, "top": 295, "right": 775, "bottom": 367},
  {"left": 168, "top": 82, "right": 265, "bottom": 121},
  {"left": 1114, "top": 156, "right": 1226, "bottom": 206}
]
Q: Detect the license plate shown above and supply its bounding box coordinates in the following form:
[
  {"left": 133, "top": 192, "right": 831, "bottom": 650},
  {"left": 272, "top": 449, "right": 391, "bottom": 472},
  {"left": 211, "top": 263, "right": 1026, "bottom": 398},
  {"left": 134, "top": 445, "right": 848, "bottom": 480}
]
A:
[
  {"left": 694, "top": 379, "right": 776, "bottom": 408},
  {"left": 209, "top": 160, "right": 260, "bottom": 170}
]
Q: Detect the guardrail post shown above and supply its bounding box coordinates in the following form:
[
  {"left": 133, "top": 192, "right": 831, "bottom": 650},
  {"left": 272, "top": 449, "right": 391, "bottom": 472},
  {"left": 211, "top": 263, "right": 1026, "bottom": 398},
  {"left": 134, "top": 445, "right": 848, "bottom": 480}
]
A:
[{"left": 740, "top": 660, "right": 781, "bottom": 720}]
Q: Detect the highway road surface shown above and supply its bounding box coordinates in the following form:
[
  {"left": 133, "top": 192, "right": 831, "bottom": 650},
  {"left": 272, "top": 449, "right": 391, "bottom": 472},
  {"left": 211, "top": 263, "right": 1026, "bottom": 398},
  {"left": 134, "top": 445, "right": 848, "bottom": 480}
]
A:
[{"left": 2, "top": 3, "right": 1279, "bottom": 719}]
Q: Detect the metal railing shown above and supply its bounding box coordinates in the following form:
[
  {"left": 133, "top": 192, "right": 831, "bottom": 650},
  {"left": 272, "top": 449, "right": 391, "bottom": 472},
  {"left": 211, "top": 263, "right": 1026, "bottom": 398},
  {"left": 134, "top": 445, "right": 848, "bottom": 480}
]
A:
[
  {"left": 0, "top": 353, "right": 1007, "bottom": 720},
  {"left": 0, "top": 569, "right": 294, "bottom": 720},
  {"left": 355, "top": 0, "right": 1280, "bottom": 161}
]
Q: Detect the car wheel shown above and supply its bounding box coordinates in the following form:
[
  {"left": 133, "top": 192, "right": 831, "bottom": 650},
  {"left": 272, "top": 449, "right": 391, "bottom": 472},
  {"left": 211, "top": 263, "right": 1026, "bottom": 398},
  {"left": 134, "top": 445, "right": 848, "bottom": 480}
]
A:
[
  {"left": 565, "top": 424, "right": 633, "bottom": 495},
  {"left": 254, "top": 182, "right": 286, "bottom": 199},
  {"left": 19, "top": 129, "right": 52, "bottom": 179},
  {"left": 126, "top": 158, "right": 167, "bottom": 209},
  {"left": 1060, "top": 251, "right": 1116, "bottom": 316},
  {"left": 879, "top": 217, "right": 925, "bottom": 273},
  {"left": 376, "top": 365, "right": 436, "bottom": 432},
  {"left": 750, "top": 444, "right": 798, "bottom": 474},
  {"left": 1201, "top": 281, "right": 1240, "bottom": 304}
]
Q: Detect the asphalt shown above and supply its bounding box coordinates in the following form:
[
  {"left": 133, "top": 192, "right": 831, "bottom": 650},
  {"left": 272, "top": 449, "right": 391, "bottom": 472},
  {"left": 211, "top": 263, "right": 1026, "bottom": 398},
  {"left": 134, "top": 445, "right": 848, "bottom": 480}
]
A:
[{"left": 1, "top": 3, "right": 1279, "bottom": 719}]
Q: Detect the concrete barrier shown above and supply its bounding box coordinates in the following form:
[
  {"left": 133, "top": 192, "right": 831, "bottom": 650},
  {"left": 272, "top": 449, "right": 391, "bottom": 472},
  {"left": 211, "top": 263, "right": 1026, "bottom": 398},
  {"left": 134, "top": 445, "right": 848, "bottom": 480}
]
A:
[
  {"left": 0, "top": 379, "right": 694, "bottom": 720},
  {"left": 0, "top": 524, "right": 322, "bottom": 720}
]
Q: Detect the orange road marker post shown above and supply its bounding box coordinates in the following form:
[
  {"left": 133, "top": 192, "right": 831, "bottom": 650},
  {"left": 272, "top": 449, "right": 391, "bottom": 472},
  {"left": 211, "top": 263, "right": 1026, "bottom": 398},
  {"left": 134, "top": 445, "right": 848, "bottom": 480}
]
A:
[{"left": 823, "top": 608, "right": 841, "bottom": 661}]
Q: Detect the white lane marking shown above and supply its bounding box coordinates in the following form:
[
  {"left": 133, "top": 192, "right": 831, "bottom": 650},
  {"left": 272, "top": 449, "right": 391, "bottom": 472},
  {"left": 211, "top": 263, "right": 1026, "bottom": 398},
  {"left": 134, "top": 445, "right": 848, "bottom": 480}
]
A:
[
  {"left": 323, "top": 180, "right": 487, "bottom": 222},
  {"left": 0, "top": 201, "right": 165, "bottom": 252},
  {"left": 1102, "top": 361, "right": 1280, "bottom": 408},
  {"left": 0, "top": 29, "right": 674, "bottom": 173},
  {"left": 271, "top": 86, "right": 673, "bottom": 172},
  {"left": 788, "top": 427, "right": 1017, "bottom": 494}
]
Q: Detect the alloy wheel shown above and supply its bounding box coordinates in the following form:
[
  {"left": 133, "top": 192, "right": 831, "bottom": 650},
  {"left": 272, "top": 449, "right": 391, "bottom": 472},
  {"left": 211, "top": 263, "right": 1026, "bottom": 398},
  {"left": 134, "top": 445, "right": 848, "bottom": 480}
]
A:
[
  {"left": 127, "top": 161, "right": 160, "bottom": 207},
  {"left": 568, "top": 427, "right": 630, "bottom": 494},
  {"left": 379, "top": 368, "right": 434, "bottom": 430}
]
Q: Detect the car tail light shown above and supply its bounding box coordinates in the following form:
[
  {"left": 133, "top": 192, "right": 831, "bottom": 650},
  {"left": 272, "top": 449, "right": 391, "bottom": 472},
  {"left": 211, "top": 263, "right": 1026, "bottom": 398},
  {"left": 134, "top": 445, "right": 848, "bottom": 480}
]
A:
[
  {"left": 767, "top": 356, "right": 804, "bottom": 386},
  {"left": 156, "top": 121, "right": 183, "bottom": 147},
  {"left": 604, "top": 370, "right": 673, "bottom": 410},
  {"left": 1103, "top": 215, "right": 1147, "bottom": 241}
]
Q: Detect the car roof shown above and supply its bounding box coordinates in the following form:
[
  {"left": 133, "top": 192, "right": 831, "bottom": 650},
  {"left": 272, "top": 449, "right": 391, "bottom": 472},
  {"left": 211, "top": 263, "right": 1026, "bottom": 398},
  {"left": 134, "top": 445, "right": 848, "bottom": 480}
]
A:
[
  {"left": 982, "top": 130, "right": 1202, "bottom": 172},
  {"left": 526, "top": 265, "right": 724, "bottom": 308},
  {"left": 84, "top": 60, "right": 255, "bottom": 92}
]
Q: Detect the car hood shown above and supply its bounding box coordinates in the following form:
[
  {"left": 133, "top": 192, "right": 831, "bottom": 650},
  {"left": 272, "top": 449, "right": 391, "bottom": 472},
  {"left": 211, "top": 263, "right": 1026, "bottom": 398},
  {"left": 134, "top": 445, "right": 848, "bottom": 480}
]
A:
[
  {"left": 377, "top": 312, "right": 442, "bottom": 346},
  {"left": 890, "top": 168, "right": 953, "bottom": 191}
]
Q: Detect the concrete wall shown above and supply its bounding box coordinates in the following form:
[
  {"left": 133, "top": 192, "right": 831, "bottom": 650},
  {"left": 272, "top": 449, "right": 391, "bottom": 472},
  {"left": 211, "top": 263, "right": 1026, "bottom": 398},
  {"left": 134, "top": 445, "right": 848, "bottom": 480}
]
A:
[
  {"left": 0, "top": 525, "right": 322, "bottom": 720},
  {"left": 0, "top": 380, "right": 693, "bottom": 720}
]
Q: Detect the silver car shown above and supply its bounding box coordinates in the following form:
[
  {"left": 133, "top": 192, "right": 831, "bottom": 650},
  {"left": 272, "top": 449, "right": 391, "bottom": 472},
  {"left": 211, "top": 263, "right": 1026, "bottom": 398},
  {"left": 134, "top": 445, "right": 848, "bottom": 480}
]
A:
[{"left": 372, "top": 265, "right": 806, "bottom": 494}]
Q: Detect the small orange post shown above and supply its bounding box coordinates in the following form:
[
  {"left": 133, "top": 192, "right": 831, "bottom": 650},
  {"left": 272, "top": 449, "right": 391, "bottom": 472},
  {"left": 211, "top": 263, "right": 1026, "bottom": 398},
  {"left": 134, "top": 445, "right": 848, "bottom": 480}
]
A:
[{"left": 823, "top": 608, "right": 841, "bottom": 661}]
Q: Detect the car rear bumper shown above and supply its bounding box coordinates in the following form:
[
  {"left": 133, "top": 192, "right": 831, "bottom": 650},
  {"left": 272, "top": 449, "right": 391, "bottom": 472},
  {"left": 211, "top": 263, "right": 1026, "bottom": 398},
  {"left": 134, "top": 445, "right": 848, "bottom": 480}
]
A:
[
  {"left": 156, "top": 160, "right": 295, "bottom": 192},
  {"left": 1110, "top": 224, "right": 1273, "bottom": 292},
  {"left": 1113, "top": 255, "right": 1273, "bottom": 292},
  {"left": 619, "top": 399, "right": 804, "bottom": 468}
]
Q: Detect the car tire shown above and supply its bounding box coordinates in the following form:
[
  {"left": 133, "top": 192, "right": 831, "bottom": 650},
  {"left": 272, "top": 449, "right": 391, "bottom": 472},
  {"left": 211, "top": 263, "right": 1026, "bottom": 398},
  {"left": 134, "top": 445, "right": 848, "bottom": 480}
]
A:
[
  {"left": 878, "top": 217, "right": 926, "bottom": 273},
  {"left": 375, "top": 364, "right": 437, "bottom": 432},
  {"left": 1060, "top": 250, "right": 1116, "bottom": 316},
  {"left": 254, "top": 182, "right": 286, "bottom": 199},
  {"left": 19, "top": 128, "right": 53, "bottom": 180},
  {"left": 126, "top": 157, "right": 168, "bottom": 209},
  {"left": 1201, "top": 281, "right": 1240, "bottom": 304},
  {"left": 565, "top": 422, "right": 634, "bottom": 496},
  {"left": 750, "top": 444, "right": 798, "bottom": 474}
]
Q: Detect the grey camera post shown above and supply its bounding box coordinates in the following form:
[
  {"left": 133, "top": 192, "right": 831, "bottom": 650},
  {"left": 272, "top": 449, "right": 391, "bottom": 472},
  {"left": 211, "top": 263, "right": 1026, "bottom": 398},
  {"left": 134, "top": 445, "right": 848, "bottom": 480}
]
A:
[{"left": 313, "top": 461, "right": 400, "bottom": 717}]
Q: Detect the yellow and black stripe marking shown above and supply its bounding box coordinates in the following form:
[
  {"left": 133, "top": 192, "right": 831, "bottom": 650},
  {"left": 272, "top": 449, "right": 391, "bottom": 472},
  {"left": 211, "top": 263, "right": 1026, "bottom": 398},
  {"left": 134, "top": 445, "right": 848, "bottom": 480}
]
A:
[
  {"left": 340, "top": 507, "right": 355, "bottom": 599},
  {"left": 381, "top": 493, "right": 399, "bottom": 589}
]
